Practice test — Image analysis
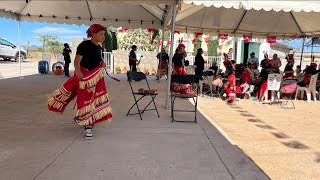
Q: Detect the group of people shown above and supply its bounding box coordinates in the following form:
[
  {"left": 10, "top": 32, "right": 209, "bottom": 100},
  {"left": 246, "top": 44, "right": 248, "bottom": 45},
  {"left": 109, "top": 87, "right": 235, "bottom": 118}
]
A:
[{"left": 51, "top": 23, "right": 320, "bottom": 140}]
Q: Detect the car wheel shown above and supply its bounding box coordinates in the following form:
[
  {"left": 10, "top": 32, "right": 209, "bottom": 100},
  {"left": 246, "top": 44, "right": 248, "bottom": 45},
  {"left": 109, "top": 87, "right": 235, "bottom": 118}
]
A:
[
  {"left": 3, "top": 57, "right": 11, "bottom": 61},
  {"left": 15, "top": 53, "right": 25, "bottom": 62}
]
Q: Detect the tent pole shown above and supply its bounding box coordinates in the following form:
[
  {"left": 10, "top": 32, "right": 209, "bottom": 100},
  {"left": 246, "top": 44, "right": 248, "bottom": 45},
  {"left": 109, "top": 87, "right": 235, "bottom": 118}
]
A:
[
  {"left": 158, "top": 24, "right": 165, "bottom": 83},
  {"left": 18, "top": 19, "right": 23, "bottom": 79},
  {"left": 165, "top": 0, "right": 178, "bottom": 109},
  {"left": 299, "top": 37, "right": 305, "bottom": 67}
]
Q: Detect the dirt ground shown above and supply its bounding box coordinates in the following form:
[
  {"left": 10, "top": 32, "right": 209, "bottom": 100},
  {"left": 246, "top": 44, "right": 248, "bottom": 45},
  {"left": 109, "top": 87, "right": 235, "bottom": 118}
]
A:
[{"left": 197, "top": 96, "right": 320, "bottom": 180}]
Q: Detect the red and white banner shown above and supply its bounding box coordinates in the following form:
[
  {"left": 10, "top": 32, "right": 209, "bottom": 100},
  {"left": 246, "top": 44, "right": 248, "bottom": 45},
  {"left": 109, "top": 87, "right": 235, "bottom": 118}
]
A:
[
  {"left": 194, "top": 32, "right": 203, "bottom": 39},
  {"left": 118, "top": 28, "right": 129, "bottom": 33},
  {"left": 147, "top": 28, "right": 156, "bottom": 33},
  {"left": 267, "top": 36, "right": 276, "bottom": 43},
  {"left": 218, "top": 34, "right": 228, "bottom": 40},
  {"left": 204, "top": 37, "right": 210, "bottom": 43},
  {"left": 243, "top": 35, "right": 252, "bottom": 42}
]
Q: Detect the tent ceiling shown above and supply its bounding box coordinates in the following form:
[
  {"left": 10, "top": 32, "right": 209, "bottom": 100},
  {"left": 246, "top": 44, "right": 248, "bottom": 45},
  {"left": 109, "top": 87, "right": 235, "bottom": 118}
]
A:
[
  {"left": 174, "top": 1, "right": 320, "bottom": 39},
  {"left": 0, "top": 0, "right": 173, "bottom": 29},
  {"left": 184, "top": 1, "right": 320, "bottom": 12}
]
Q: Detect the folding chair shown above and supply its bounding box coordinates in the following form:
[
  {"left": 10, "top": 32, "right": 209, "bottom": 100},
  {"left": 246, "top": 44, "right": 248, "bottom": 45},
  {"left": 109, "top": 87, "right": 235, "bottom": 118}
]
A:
[
  {"left": 280, "top": 78, "right": 297, "bottom": 109},
  {"left": 265, "top": 73, "right": 282, "bottom": 104},
  {"left": 200, "top": 69, "right": 215, "bottom": 97},
  {"left": 171, "top": 75, "right": 200, "bottom": 123},
  {"left": 126, "top": 71, "right": 160, "bottom": 120}
]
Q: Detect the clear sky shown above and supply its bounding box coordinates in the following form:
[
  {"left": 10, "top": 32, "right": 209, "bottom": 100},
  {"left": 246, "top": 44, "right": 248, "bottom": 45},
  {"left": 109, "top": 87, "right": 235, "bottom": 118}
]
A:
[
  {"left": 0, "top": 17, "right": 88, "bottom": 46},
  {"left": 0, "top": 17, "right": 318, "bottom": 52}
]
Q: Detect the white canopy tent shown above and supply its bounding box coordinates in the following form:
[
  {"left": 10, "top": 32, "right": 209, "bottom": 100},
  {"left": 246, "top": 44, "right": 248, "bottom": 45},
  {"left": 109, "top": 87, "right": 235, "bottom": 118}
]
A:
[
  {"left": 173, "top": 1, "right": 320, "bottom": 39},
  {"left": 0, "top": 0, "right": 173, "bottom": 29},
  {"left": 3, "top": 1, "right": 320, "bottom": 109},
  {"left": 0, "top": 0, "right": 174, "bottom": 78}
]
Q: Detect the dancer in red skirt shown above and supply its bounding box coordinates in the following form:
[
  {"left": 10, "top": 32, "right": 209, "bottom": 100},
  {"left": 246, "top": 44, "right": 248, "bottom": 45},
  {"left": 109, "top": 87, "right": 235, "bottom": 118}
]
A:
[
  {"left": 48, "top": 24, "right": 112, "bottom": 140},
  {"left": 222, "top": 53, "right": 236, "bottom": 104},
  {"left": 171, "top": 44, "right": 191, "bottom": 94}
]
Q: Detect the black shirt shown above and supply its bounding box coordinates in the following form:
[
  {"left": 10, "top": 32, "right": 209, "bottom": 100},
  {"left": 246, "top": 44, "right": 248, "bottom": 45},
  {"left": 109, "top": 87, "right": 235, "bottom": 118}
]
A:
[
  {"left": 194, "top": 53, "right": 204, "bottom": 71},
  {"left": 157, "top": 52, "right": 169, "bottom": 61},
  {"left": 259, "top": 68, "right": 279, "bottom": 81},
  {"left": 209, "top": 66, "right": 218, "bottom": 75},
  {"left": 76, "top": 40, "right": 103, "bottom": 70},
  {"left": 63, "top": 47, "right": 71, "bottom": 63},
  {"left": 173, "top": 53, "right": 185, "bottom": 66}
]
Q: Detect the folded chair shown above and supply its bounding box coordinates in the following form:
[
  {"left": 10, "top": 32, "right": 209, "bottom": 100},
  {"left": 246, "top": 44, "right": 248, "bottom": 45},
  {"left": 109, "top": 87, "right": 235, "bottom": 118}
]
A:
[
  {"left": 171, "top": 75, "right": 200, "bottom": 123},
  {"left": 127, "top": 71, "right": 160, "bottom": 120}
]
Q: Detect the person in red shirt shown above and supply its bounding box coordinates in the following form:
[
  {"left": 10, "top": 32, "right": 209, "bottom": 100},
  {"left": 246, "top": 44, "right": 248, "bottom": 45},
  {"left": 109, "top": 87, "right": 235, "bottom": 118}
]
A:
[{"left": 222, "top": 53, "right": 236, "bottom": 104}]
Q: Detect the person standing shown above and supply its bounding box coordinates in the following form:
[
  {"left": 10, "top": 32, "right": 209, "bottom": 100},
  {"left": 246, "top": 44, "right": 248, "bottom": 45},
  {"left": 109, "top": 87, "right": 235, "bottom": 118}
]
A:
[
  {"left": 271, "top": 53, "right": 282, "bottom": 70},
  {"left": 171, "top": 44, "right": 190, "bottom": 94},
  {"left": 156, "top": 48, "right": 169, "bottom": 80},
  {"left": 48, "top": 24, "right": 112, "bottom": 140},
  {"left": 247, "top": 52, "right": 259, "bottom": 68},
  {"left": 194, "top": 48, "right": 205, "bottom": 80},
  {"left": 129, "top": 45, "right": 138, "bottom": 72},
  {"left": 62, "top": 43, "right": 72, "bottom": 77}
]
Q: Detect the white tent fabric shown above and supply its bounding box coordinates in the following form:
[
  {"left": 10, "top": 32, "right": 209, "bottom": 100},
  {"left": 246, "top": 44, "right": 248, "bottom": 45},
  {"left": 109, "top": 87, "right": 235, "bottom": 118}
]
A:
[
  {"left": 174, "top": 1, "right": 320, "bottom": 39},
  {"left": 0, "top": 0, "right": 173, "bottom": 29},
  {"left": 184, "top": 1, "right": 320, "bottom": 12}
]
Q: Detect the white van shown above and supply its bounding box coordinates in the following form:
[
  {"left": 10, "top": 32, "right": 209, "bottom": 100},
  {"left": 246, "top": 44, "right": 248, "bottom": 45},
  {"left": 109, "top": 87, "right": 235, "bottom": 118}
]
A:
[{"left": 0, "top": 37, "right": 27, "bottom": 61}]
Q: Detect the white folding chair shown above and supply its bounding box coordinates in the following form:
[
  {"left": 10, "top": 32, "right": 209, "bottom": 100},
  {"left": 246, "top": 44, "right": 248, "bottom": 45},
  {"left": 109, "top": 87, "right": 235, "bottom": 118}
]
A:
[
  {"left": 295, "top": 73, "right": 318, "bottom": 102},
  {"left": 200, "top": 69, "right": 215, "bottom": 97},
  {"left": 265, "top": 73, "right": 282, "bottom": 104}
]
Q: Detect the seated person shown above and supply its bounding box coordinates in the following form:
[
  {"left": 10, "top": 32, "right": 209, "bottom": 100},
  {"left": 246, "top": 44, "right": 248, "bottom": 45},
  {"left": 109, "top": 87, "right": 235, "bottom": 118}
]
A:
[
  {"left": 297, "top": 62, "right": 318, "bottom": 87},
  {"left": 235, "top": 64, "right": 251, "bottom": 99},
  {"left": 222, "top": 55, "right": 236, "bottom": 104},
  {"left": 296, "top": 65, "right": 304, "bottom": 82},
  {"left": 247, "top": 60, "right": 260, "bottom": 82},
  {"left": 255, "top": 60, "right": 279, "bottom": 102}
]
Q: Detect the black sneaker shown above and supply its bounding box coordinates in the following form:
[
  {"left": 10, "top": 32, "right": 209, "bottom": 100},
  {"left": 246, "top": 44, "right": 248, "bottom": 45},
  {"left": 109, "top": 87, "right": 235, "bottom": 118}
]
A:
[{"left": 84, "top": 126, "right": 93, "bottom": 140}]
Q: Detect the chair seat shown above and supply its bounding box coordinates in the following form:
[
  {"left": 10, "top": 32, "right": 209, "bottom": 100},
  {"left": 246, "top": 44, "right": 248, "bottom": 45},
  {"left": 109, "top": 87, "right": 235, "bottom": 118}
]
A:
[
  {"left": 134, "top": 91, "right": 158, "bottom": 95},
  {"left": 297, "top": 86, "right": 309, "bottom": 90},
  {"left": 171, "top": 93, "right": 197, "bottom": 98}
]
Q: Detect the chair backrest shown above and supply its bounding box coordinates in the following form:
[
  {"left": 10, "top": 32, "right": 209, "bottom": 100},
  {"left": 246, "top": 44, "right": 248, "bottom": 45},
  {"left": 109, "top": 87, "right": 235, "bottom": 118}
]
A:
[
  {"left": 185, "top": 66, "right": 195, "bottom": 75},
  {"left": 308, "top": 73, "right": 318, "bottom": 90},
  {"left": 267, "top": 73, "right": 282, "bottom": 91},
  {"left": 172, "top": 75, "right": 199, "bottom": 84},
  {"left": 202, "top": 69, "right": 215, "bottom": 84},
  {"left": 127, "top": 71, "right": 146, "bottom": 81}
]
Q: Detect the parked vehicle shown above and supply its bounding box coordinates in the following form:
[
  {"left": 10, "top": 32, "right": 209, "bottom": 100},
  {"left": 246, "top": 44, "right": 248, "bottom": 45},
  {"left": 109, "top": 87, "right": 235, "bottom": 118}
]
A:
[{"left": 0, "top": 37, "right": 27, "bottom": 61}]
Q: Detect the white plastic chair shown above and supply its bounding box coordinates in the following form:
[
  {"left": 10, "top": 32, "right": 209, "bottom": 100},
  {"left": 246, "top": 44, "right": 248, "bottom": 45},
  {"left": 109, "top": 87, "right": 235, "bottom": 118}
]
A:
[
  {"left": 200, "top": 69, "right": 215, "bottom": 96},
  {"left": 264, "top": 73, "right": 282, "bottom": 103},
  {"left": 295, "top": 73, "right": 318, "bottom": 102},
  {"left": 185, "top": 65, "right": 196, "bottom": 75}
]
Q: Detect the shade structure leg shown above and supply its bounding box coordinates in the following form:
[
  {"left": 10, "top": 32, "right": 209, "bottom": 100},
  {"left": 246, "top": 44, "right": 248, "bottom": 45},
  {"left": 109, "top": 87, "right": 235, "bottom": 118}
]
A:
[{"left": 165, "top": 0, "right": 178, "bottom": 110}]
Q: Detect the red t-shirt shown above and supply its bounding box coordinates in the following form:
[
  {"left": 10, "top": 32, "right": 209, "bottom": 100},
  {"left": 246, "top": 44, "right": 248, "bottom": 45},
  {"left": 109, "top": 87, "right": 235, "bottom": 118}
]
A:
[{"left": 241, "top": 70, "right": 251, "bottom": 85}]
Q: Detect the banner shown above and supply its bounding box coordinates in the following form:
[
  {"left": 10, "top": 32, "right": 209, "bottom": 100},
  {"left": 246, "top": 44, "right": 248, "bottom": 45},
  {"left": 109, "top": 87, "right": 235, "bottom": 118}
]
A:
[
  {"left": 194, "top": 32, "right": 203, "bottom": 39},
  {"left": 267, "top": 36, "right": 276, "bottom": 43},
  {"left": 204, "top": 37, "right": 210, "bottom": 43},
  {"left": 218, "top": 34, "right": 228, "bottom": 40},
  {"left": 243, "top": 35, "right": 252, "bottom": 42}
]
